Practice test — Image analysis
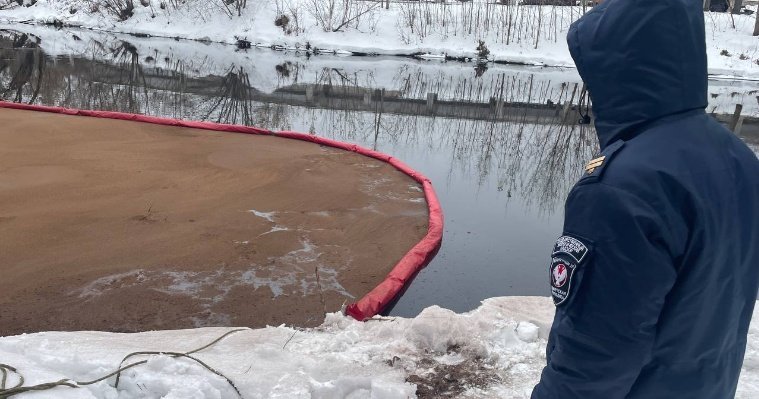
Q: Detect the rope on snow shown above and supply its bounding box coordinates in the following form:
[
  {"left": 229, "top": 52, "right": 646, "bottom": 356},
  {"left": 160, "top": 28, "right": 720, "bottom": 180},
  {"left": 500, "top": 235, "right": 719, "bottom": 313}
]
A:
[{"left": 0, "top": 328, "right": 248, "bottom": 399}]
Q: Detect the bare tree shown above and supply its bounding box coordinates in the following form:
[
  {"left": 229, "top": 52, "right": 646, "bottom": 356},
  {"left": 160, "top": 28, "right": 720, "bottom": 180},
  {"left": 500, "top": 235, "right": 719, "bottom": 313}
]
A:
[
  {"left": 219, "top": 0, "right": 247, "bottom": 17},
  {"left": 0, "top": 1, "right": 18, "bottom": 10},
  {"left": 274, "top": 0, "right": 306, "bottom": 35},
  {"left": 85, "top": 0, "right": 135, "bottom": 21},
  {"left": 305, "top": 0, "right": 381, "bottom": 32}
]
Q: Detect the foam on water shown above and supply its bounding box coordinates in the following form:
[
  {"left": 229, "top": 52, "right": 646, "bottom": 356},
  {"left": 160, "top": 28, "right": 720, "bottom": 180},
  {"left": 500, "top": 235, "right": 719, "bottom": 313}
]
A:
[
  {"left": 70, "top": 239, "right": 354, "bottom": 326},
  {"left": 248, "top": 209, "right": 277, "bottom": 223}
]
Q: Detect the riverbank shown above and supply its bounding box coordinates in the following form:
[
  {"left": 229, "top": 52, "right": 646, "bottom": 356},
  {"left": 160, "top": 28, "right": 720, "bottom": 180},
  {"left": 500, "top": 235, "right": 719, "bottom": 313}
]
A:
[{"left": 2, "top": 1, "right": 759, "bottom": 79}]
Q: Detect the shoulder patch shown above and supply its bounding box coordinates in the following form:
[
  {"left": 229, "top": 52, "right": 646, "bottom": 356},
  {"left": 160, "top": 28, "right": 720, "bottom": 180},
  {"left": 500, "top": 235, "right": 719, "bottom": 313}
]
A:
[
  {"left": 578, "top": 140, "right": 625, "bottom": 184},
  {"left": 549, "top": 235, "right": 591, "bottom": 306}
]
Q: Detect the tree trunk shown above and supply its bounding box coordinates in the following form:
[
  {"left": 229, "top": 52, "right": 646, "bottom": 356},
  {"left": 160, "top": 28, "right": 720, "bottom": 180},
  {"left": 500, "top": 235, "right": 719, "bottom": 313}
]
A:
[{"left": 754, "top": 10, "right": 759, "bottom": 36}]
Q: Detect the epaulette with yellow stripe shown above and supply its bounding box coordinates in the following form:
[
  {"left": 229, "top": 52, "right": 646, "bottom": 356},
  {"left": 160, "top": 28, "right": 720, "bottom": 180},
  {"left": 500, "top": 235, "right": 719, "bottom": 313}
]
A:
[
  {"left": 585, "top": 156, "right": 606, "bottom": 174},
  {"left": 578, "top": 140, "right": 626, "bottom": 184}
]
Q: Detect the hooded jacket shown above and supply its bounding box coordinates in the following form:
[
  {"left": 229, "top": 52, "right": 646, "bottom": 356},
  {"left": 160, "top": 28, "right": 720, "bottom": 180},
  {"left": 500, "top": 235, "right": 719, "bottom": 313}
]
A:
[{"left": 531, "top": 0, "right": 759, "bottom": 398}]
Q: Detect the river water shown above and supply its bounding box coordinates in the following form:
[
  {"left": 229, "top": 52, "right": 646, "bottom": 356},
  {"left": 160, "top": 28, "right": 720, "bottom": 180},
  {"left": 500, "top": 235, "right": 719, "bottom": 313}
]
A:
[{"left": 1, "top": 24, "right": 757, "bottom": 317}]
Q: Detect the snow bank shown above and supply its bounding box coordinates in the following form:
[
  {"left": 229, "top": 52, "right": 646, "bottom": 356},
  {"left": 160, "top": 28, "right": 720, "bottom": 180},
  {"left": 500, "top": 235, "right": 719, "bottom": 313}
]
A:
[
  {"left": 2, "top": 1, "right": 759, "bottom": 79},
  {"left": 1, "top": 297, "right": 758, "bottom": 398}
]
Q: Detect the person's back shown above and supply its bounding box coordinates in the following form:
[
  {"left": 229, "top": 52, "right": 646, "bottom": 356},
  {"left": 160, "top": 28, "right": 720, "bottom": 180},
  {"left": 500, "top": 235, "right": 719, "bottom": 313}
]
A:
[
  {"left": 531, "top": 0, "right": 759, "bottom": 398},
  {"left": 611, "top": 112, "right": 758, "bottom": 397}
]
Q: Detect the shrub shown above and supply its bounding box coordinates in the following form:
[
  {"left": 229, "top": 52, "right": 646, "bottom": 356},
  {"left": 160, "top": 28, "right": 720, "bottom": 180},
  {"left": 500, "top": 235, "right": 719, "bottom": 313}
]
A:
[
  {"left": 275, "top": 14, "right": 293, "bottom": 35},
  {"left": 305, "top": 0, "right": 380, "bottom": 32},
  {"left": 476, "top": 40, "right": 490, "bottom": 60},
  {"left": 1, "top": 0, "right": 37, "bottom": 9},
  {"left": 86, "top": 0, "right": 135, "bottom": 21},
  {"left": 221, "top": 0, "right": 246, "bottom": 17},
  {"left": 274, "top": 0, "right": 306, "bottom": 36},
  {"left": 236, "top": 39, "right": 252, "bottom": 49}
]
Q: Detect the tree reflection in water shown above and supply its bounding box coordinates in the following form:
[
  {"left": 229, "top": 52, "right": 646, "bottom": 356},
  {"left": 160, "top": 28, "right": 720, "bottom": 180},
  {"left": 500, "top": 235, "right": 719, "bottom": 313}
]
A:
[
  {"left": 204, "top": 66, "right": 255, "bottom": 125},
  {"left": 109, "top": 40, "right": 149, "bottom": 113},
  {"left": 0, "top": 31, "right": 44, "bottom": 103},
  {"left": 290, "top": 105, "right": 596, "bottom": 215}
]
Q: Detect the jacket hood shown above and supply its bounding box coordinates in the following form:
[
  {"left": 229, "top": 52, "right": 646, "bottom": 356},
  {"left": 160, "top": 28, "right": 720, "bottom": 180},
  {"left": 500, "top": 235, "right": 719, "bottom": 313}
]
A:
[{"left": 568, "top": 0, "right": 708, "bottom": 149}]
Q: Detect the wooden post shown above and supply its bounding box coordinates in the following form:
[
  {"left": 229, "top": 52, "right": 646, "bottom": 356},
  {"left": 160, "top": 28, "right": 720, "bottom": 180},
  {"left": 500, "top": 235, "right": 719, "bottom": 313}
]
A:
[
  {"left": 379, "top": 88, "right": 385, "bottom": 114},
  {"left": 754, "top": 9, "right": 759, "bottom": 36},
  {"left": 527, "top": 75, "right": 534, "bottom": 105},
  {"left": 729, "top": 103, "right": 743, "bottom": 132},
  {"left": 426, "top": 93, "right": 438, "bottom": 110},
  {"left": 703, "top": 0, "right": 712, "bottom": 11},
  {"left": 732, "top": 0, "right": 743, "bottom": 13},
  {"left": 489, "top": 96, "right": 504, "bottom": 116},
  {"left": 560, "top": 101, "right": 572, "bottom": 124},
  {"left": 567, "top": 83, "right": 579, "bottom": 107},
  {"left": 734, "top": 115, "right": 745, "bottom": 135},
  {"left": 489, "top": 96, "right": 505, "bottom": 117}
]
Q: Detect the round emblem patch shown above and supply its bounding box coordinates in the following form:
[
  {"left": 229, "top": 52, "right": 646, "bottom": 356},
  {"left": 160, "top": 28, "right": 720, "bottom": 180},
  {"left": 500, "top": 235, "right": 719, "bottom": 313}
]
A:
[
  {"left": 549, "top": 235, "right": 590, "bottom": 306},
  {"left": 552, "top": 263, "right": 568, "bottom": 288}
]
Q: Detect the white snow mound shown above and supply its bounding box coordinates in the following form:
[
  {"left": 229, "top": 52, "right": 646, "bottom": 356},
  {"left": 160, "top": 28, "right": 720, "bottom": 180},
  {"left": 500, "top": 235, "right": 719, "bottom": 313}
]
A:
[{"left": 0, "top": 297, "right": 758, "bottom": 398}]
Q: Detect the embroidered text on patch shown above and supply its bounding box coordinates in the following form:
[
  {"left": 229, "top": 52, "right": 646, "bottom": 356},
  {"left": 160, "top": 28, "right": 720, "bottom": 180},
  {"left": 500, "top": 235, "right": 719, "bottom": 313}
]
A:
[
  {"left": 550, "top": 235, "right": 589, "bottom": 306},
  {"left": 553, "top": 236, "right": 589, "bottom": 263}
]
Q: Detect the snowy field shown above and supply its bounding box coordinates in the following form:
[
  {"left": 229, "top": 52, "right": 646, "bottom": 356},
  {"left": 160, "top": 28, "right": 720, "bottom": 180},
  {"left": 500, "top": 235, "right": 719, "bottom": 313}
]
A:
[
  {"left": 1, "top": 297, "right": 758, "bottom": 398},
  {"left": 2, "top": 1, "right": 759, "bottom": 79}
]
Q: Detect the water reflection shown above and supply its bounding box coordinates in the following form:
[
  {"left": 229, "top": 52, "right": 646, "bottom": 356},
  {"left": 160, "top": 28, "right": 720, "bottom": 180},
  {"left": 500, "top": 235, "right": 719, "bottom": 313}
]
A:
[
  {"left": 0, "top": 32, "right": 44, "bottom": 103},
  {"left": 204, "top": 66, "right": 256, "bottom": 125},
  {"left": 0, "top": 25, "right": 755, "bottom": 315}
]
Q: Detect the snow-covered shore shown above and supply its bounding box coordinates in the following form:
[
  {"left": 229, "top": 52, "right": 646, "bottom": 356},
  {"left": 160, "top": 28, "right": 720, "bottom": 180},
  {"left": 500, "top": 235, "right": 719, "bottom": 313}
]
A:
[
  {"left": 1, "top": 297, "right": 758, "bottom": 398},
  {"left": 2, "top": 1, "right": 759, "bottom": 79}
]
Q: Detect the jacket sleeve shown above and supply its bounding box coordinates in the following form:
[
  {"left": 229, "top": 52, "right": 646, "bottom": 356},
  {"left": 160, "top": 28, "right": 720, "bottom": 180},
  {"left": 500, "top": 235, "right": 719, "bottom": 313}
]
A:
[{"left": 531, "top": 182, "right": 678, "bottom": 398}]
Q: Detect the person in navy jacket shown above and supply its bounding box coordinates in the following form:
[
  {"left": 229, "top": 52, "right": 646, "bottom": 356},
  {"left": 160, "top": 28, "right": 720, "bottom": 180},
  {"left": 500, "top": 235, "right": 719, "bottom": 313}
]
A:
[{"left": 531, "top": 0, "right": 759, "bottom": 398}]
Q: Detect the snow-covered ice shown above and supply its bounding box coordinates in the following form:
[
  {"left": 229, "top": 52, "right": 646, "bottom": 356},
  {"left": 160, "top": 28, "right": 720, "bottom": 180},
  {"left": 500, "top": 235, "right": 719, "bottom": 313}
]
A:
[{"left": 1, "top": 297, "right": 758, "bottom": 398}]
